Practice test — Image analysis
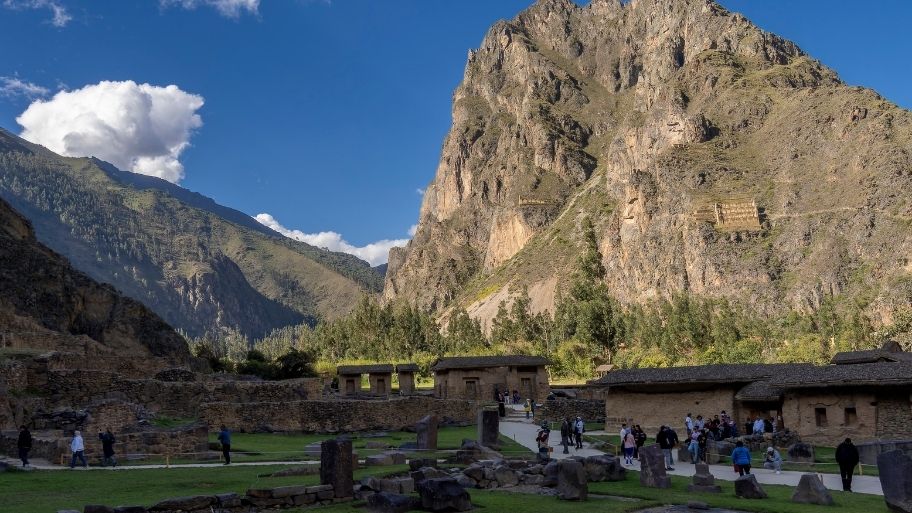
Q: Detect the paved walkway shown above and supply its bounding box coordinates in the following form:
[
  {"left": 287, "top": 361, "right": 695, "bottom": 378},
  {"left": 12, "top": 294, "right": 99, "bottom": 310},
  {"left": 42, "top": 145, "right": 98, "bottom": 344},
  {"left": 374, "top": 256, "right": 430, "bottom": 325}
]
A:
[
  {"left": 0, "top": 456, "right": 317, "bottom": 471},
  {"left": 497, "top": 414, "right": 883, "bottom": 496}
]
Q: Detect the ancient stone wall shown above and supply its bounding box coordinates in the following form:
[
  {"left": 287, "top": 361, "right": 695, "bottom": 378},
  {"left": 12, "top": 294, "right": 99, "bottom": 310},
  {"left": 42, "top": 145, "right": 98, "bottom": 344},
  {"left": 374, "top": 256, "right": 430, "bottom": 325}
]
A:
[
  {"left": 875, "top": 391, "right": 912, "bottom": 440},
  {"left": 199, "top": 396, "right": 479, "bottom": 433},
  {"left": 603, "top": 387, "right": 737, "bottom": 435},
  {"left": 781, "top": 390, "right": 877, "bottom": 446},
  {"left": 538, "top": 399, "right": 606, "bottom": 423}
]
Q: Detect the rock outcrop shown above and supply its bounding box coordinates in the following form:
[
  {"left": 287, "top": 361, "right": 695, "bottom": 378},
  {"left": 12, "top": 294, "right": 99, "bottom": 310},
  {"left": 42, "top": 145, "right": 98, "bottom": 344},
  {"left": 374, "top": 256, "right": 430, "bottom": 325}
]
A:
[{"left": 385, "top": 0, "right": 912, "bottom": 327}]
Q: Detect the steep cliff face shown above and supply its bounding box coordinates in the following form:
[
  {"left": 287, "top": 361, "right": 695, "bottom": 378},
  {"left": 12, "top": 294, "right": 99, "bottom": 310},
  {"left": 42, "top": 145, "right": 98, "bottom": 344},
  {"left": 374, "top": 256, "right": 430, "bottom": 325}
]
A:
[
  {"left": 0, "top": 197, "right": 191, "bottom": 363},
  {"left": 386, "top": 0, "right": 912, "bottom": 325}
]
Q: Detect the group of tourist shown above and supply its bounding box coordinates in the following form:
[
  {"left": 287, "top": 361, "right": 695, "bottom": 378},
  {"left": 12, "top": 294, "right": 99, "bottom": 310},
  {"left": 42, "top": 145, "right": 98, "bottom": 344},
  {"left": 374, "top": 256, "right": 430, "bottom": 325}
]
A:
[
  {"left": 558, "top": 416, "right": 586, "bottom": 454},
  {"left": 495, "top": 389, "right": 522, "bottom": 405},
  {"left": 684, "top": 411, "right": 744, "bottom": 441},
  {"left": 619, "top": 423, "right": 648, "bottom": 464},
  {"left": 16, "top": 425, "right": 119, "bottom": 469}
]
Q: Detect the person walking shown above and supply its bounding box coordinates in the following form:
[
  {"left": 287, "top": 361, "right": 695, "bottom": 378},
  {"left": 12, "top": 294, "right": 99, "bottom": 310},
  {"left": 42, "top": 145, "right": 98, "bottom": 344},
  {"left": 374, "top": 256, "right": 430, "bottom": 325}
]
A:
[
  {"left": 763, "top": 446, "right": 782, "bottom": 474},
  {"left": 574, "top": 416, "right": 584, "bottom": 450},
  {"left": 684, "top": 413, "right": 694, "bottom": 437},
  {"left": 731, "top": 440, "right": 752, "bottom": 476},
  {"left": 656, "top": 426, "right": 676, "bottom": 470},
  {"left": 633, "top": 425, "right": 646, "bottom": 460},
  {"left": 17, "top": 425, "right": 32, "bottom": 468},
  {"left": 536, "top": 422, "right": 551, "bottom": 463},
  {"left": 69, "top": 430, "right": 88, "bottom": 469},
  {"left": 98, "top": 428, "right": 117, "bottom": 467},
  {"left": 835, "top": 438, "right": 860, "bottom": 492},
  {"left": 560, "top": 417, "right": 571, "bottom": 455},
  {"left": 217, "top": 425, "right": 232, "bottom": 465},
  {"left": 697, "top": 429, "right": 708, "bottom": 464},
  {"left": 523, "top": 399, "right": 532, "bottom": 420},
  {"left": 687, "top": 431, "right": 699, "bottom": 465},
  {"left": 623, "top": 430, "right": 636, "bottom": 465}
]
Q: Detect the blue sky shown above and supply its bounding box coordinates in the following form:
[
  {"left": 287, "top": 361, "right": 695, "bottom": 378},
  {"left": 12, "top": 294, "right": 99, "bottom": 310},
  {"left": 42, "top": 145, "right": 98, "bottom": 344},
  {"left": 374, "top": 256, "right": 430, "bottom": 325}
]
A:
[{"left": 1, "top": 0, "right": 910, "bottom": 265}]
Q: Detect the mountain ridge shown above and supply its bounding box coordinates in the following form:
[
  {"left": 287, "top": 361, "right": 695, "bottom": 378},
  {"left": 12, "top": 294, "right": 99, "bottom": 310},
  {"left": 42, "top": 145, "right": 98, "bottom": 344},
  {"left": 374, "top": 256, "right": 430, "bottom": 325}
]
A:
[{"left": 385, "top": 0, "right": 912, "bottom": 327}]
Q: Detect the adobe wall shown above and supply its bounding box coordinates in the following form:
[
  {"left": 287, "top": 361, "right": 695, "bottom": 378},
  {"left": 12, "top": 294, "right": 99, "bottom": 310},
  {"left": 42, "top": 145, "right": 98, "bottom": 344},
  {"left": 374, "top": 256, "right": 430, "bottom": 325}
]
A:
[
  {"left": 875, "top": 391, "right": 912, "bottom": 440},
  {"left": 435, "top": 366, "right": 549, "bottom": 402},
  {"left": 199, "top": 396, "right": 479, "bottom": 433},
  {"left": 538, "top": 399, "right": 606, "bottom": 423},
  {"left": 781, "top": 390, "right": 877, "bottom": 446},
  {"left": 603, "top": 387, "right": 737, "bottom": 435}
]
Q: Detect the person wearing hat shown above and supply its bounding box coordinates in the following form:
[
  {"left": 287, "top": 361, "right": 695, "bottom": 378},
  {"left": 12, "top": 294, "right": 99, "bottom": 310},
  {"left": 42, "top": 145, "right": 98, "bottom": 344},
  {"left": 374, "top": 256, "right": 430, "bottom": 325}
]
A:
[
  {"left": 763, "top": 446, "right": 782, "bottom": 474},
  {"left": 835, "top": 438, "right": 860, "bottom": 491},
  {"left": 69, "top": 430, "right": 87, "bottom": 468}
]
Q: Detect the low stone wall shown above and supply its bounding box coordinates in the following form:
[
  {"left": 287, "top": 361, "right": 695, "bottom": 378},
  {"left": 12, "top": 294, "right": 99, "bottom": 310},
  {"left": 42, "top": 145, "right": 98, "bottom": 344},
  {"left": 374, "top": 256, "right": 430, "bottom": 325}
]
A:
[
  {"left": 537, "top": 399, "right": 606, "bottom": 424},
  {"left": 68, "top": 484, "right": 346, "bottom": 513},
  {"left": 199, "top": 396, "right": 479, "bottom": 433}
]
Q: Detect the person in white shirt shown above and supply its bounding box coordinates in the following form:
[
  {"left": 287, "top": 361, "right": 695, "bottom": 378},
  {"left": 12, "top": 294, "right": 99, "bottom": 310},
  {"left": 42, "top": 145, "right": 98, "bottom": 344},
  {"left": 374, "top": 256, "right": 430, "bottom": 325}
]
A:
[
  {"left": 619, "top": 423, "right": 628, "bottom": 442},
  {"left": 574, "top": 417, "right": 585, "bottom": 449},
  {"left": 684, "top": 413, "right": 694, "bottom": 436},
  {"left": 69, "top": 430, "right": 87, "bottom": 468}
]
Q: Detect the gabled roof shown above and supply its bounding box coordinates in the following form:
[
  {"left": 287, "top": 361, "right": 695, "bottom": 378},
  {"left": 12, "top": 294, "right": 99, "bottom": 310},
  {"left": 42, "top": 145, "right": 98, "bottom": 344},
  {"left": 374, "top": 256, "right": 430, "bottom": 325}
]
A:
[
  {"left": 590, "top": 363, "right": 812, "bottom": 387},
  {"left": 396, "top": 363, "right": 420, "bottom": 372},
  {"left": 735, "top": 380, "right": 784, "bottom": 402},
  {"left": 775, "top": 362, "right": 912, "bottom": 388},
  {"left": 337, "top": 364, "right": 394, "bottom": 375},
  {"left": 432, "top": 355, "right": 550, "bottom": 371},
  {"left": 831, "top": 343, "right": 912, "bottom": 365}
]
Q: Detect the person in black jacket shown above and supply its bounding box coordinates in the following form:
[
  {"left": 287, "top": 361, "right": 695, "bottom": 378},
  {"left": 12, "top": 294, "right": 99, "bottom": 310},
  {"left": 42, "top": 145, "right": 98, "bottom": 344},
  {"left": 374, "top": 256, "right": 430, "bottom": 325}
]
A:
[
  {"left": 835, "top": 438, "right": 860, "bottom": 492},
  {"left": 98, "top": 428, "right": 117, "bottom": 467},
  {"left": 560, "top": 417, "right": 571, "bottom": 454},
  {"left": 17, "top": 425, "right": 32, "bottom": 468}
]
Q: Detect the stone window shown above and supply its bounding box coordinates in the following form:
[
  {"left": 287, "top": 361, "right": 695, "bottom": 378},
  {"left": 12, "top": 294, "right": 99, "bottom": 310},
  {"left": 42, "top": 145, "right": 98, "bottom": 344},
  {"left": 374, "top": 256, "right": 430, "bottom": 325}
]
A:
[
  {"left": 844, "top": 407, "right": 857, "bottom": 426},
  {"left": 815, "top": 407, "right": 828, "bottom": 427}
]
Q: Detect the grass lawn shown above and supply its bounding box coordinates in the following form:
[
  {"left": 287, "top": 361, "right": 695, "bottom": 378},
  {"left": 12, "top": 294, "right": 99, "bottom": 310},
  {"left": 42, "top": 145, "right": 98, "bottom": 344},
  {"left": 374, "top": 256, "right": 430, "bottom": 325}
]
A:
[{"left": 0, "top": 465, "right": 406, "bottom": 513}]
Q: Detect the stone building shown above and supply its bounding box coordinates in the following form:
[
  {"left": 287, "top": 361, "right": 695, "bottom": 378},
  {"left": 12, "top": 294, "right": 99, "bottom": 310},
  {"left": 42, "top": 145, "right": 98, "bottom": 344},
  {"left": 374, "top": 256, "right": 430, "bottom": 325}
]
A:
[
  {"left": 337, "top": 364, "right": 394, "bottom": 396},
  {"left": 590, "top": 343, "right": 912, "bottom": 446},
  {"left": 432, "top": 355, "right": 550, "bottom": 401},
  {"left": 396, "top": 363, "right": 419, "bottom": 395}
]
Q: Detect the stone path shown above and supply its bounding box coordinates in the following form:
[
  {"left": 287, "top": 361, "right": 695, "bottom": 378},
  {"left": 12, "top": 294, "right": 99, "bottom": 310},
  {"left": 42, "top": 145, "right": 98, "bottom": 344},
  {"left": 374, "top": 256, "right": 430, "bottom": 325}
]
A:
[
  {"left": 0, "top": 456, "right": 319, "bottom": 471},
  {"left": 497, "top": 414, "right": 884, "bottom": 496}
]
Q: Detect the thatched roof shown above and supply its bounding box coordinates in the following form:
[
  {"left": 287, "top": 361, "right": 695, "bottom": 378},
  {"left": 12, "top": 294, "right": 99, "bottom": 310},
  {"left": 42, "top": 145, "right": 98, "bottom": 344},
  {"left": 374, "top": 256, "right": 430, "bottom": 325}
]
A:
[
  {"left": 432, "top": 355, "right": 550, "bottom": 371},
  {"left": 337, "top": 364, "right": 394, "bottom": 375}
]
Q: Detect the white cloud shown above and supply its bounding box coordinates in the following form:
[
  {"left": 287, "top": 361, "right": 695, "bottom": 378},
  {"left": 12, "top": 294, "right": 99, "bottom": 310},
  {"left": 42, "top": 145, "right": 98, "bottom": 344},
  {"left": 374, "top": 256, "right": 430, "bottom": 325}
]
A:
[
  {"left": 408, "top": 224, "right": 418, "bottom": 237},
  {"left": 255, "top": 213, "right": 410, "bottom": 267},
  {"left": 415, "top": 187, "right": 425, "bottom": 195},
  {"left": 0, "top": 76, "right": 50, "bottom": 99},
  {"left": 2, "top": 0, "right": 71, "bottom": 27},
  {"left": 162, "top": 0, "right": 259, "bottom": 18},
  {"left": 16, "top": 80, "right": 204, "bottom": 183}
]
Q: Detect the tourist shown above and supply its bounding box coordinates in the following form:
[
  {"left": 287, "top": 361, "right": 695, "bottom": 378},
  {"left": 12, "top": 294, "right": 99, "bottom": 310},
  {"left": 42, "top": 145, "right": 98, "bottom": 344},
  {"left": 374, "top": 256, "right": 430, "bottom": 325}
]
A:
[
  {"left": 619, "top": 422, "right": 628, "bottom": 442},
  {"left": 69, "top": 430, "right": 88, "bottom": 469},
  {"left": 560, "top": 417, "right": 571, "bottom": 454},
  {"left": 513, "top": 390, "right": 520, "bottom": 405},
  {"left": 536, "top": 422, "right": 551, "bottom": 463},
  {"left": 98, "top": 428, "right": 117, "bottom": 467},
  {"left": 656, "top": 426, "right": 676, "bottom": 470},
  {"left": 752, "top": 416, "right": 765, "bottom": 436},
  {"left": 720, "top": 410, "right": 730, "bottom": 424},
  {"left": 573, "top": 416, "right": 584, "bottom": 449},
  {"left": 497, "top": 392, "right": 506, "bottom": 418},
  {"left": 684, "top": 413, "right": 693, "bottom": 437},
  {"left": 731, "top": 440, "right": 752, "bottom": 476},
  {"left": 17, "top": 425, "right": 32, "bottom": 468},
  {"left": 697, "top": 429, "right": 708, "bottom": 464},
  {"left": 523, "top": 399, "right": 532, "bottom": 419},
  {"left": 217, "top": 425, "right": 232, "bottom": 465},
  {"left": 763, "top": 446, "right": 782, "bottom": 474},
  {"left": 835, "top": 438, "right": 860, "bottom": 492},
  {"left": 687, "top": 431, "right": 699, "bottom": 465},
  {"left": 623, "top": 430, "right": 636, "bottom": 465},
  {"left": 694, "top": 415, "right": 704, "bottom": 431},
  {"left": 633, "top": 424, "right": 647, "bottom": 459}
]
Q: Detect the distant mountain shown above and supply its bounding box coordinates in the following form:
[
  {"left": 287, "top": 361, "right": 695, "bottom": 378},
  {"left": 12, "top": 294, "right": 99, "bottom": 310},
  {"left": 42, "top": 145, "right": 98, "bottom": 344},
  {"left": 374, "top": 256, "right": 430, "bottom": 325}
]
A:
[
  {"left": 0, "top": 195, "right": 190, "bottom": 363},
  {"left": 386, "top": 0, "right": 912, "bottom": 326},
  {"left": 0, "top": 128, "right": 382, "bottom": 337}
]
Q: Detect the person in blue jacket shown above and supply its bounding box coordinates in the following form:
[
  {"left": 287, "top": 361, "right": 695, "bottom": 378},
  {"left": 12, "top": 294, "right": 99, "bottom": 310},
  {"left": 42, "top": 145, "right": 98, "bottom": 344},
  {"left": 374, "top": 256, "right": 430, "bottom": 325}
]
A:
[
  {"left": 217, "top": 425, "right": 232, "bottom": 465},
  {"left": 731, "top": 440, "right": 752, "bottom": 476}
]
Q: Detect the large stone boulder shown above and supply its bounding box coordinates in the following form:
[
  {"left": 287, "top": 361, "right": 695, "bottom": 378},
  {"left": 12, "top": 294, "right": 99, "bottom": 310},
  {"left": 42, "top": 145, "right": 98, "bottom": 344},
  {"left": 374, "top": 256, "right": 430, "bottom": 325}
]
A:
[
  {"left": 409, "top": 458, "right": 438, "bottom": 471},
  {"left": 416, "top": 478, "right": 472, "bottom": 512},
  {"left": 678, "top": 446, "right": 692, "bottom": 464},
  {"left": 542, "top": 461, "right": 560, "bottom": 487},
  {"left": 493, "top": 465, "right": 519, "bottom": 487},
  {"left": 878, "top": 449, "right": 912, "bottom": 513},
  {"left": 687, "top": 463, "right": 721, "bottom": 493},
  {"left": 583, "top": 455, "right": 626, "bottom": 482},
  {"left": 366, "top": 454, "right": 395, "bottom": 466},
  {"left": 639, "top": 444, "right": 671, "bottom": 489},
  {"left": 367, "top": 492, "right": 416, "bottom": 513},
  {"left": 556, "top": 460, "right": 588, "bottom": 501},
  {"left": 455, "top": 439, "right": 501, "bottom": 464},
  {"left": 412, "top": 467, "right": 448, "bottom": 485},
  {"left": 416, "top": 415, "right": 439, "bottom": 451},
  {"left": 477, "top": 410, "right": 500, "bottom": 448},
  {"left": 787, "top": 442, "right": 816, "bottom": 464},
  {"left": 149, "top": 495, "right": 216, "bottom": 511},
  {"left": 321, "top": 439, "right": 354, "bottom": 498},
  {"left": 791, "top": 474, "right": 834, "bottom": 506},
  {"left": 707, "top": 440, "right": 735, "bottom": 464},
  {"left": 734, "top": 474, "right": 768, "bottom": 499}
]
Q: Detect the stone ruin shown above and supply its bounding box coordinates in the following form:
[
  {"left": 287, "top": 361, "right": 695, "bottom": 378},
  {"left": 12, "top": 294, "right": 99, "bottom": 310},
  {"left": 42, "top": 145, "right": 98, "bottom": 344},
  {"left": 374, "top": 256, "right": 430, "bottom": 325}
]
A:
[
  {"left": 686, "top": 463, "right": 721, "bottom": 493},
  {"left": 639, "top": 444, "right": 671, "bottom": 489},
  {"left": 878, "top": 449, "right": 912, "bottom": 513}
]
